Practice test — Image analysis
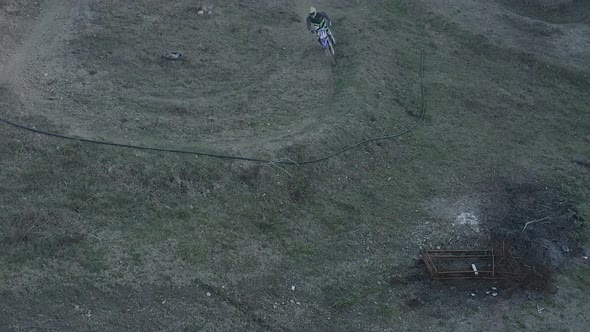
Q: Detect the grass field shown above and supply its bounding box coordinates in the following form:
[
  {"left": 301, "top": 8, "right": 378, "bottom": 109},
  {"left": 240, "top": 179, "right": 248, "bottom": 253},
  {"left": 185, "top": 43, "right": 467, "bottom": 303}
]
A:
[{"left": 1, "top": 0, "right": 589, "bottom": 331}]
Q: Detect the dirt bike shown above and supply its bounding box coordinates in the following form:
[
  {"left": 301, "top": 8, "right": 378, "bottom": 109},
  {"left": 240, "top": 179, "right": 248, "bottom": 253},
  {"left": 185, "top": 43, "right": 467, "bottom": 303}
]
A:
[{"left": 315, "top": 27, "right": 335, "bottom": 65}]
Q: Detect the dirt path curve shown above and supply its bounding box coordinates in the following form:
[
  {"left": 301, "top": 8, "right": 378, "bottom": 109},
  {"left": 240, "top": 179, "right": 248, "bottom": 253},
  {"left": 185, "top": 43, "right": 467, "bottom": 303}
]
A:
[
  {"left": 0, "top": 0, "right": 90, "bottom": 116},
  {"left": 425, "top": 0, "right": 590, "bottom": 73}
]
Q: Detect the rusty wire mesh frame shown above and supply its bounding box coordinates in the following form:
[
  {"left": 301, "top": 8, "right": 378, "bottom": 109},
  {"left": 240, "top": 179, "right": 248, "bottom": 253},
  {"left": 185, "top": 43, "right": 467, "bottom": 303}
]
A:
[{"left": 421, "top": 244, "right": 522, "bottom": 280}]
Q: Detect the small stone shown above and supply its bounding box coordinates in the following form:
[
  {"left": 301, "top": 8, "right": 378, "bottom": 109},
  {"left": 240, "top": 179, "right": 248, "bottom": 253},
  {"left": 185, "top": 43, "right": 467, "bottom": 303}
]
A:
[
  {"left": 206, "top": 292, "right": 211, "bottom": 297},
  {"left": 291, "top": 286, "right": 296, "bottom": 291},
  {"left": 491, "top": 293, "right": 498, "bottom": 297},
  {"left": 470, "top": 293, "right": 476, "bottom": 297},
  {"left": 491, "top": 287, "right": 497, "bottom": 291},
  {"left": 197, "top": 10, "right": 204, "bottom": 15},
  {"left": 486, "top": 291, "right": 491, "bottom": 295}
]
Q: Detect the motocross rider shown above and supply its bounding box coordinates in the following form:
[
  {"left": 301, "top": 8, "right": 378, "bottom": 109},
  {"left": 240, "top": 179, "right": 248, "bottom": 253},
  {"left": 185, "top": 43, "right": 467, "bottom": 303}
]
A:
[{"left": 306, "top": 7, "right": 336, "bottom": 45}]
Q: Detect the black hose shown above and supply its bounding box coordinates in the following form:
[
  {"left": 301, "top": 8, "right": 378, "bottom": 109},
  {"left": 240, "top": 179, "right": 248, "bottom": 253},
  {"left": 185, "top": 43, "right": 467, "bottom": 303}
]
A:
[{"left": 0, "top": 51, "right": 426, "bottom": 166}]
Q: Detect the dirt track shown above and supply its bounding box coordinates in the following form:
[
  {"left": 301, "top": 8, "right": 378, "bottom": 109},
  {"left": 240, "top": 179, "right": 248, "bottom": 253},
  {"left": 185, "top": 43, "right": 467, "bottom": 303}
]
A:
[
  {"left": 1, "top": 0, "right": 93, "bottom": 134},
  {"left": 430, "top": 0, "right": 590, "bottom": 71},
  {"left": 3, "top": 0, "right": 589, "bottom": 151}
]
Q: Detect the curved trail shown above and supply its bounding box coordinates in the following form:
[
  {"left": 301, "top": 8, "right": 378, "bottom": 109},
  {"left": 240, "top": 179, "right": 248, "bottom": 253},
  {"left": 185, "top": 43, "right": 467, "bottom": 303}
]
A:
[
  {"left": 0, "top": 0, "right": 90, "bottom": 115},
  {"left": 0, "top": 0, "right": 426, "bottom": 165},
  {"left": 0, "top": 0, "right": 332, "bottom": 150}
]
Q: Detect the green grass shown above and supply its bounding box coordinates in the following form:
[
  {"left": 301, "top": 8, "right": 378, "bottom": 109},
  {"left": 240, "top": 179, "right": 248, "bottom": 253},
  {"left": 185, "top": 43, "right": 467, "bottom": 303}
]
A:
[
  {"left": 1, "top": 0, "right": 590, "bottom": 330},
  {"left": 568, "top": 265, "right": 590, "bottom": 289}
]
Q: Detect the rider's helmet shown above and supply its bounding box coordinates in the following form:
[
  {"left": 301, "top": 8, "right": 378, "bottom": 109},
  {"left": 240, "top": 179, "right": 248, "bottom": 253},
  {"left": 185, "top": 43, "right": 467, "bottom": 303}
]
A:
[{"left": 309, "top": 7, "right": 317, "bottom": 17}]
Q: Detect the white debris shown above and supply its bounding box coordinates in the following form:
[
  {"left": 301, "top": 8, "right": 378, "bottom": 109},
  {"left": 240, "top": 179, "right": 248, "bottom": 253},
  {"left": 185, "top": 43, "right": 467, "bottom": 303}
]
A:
[
  {"left": 456, "top": 212, "right": 480, "bottom": 232},
  {"left": 291, "top": 285, "right": 296, "bottom": 291}
]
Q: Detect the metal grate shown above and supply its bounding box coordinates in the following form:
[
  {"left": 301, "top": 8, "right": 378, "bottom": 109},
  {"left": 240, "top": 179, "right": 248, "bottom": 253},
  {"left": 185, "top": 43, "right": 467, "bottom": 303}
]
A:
[{"left": 421, "top": 243, "right": 522, "bottom": 280}]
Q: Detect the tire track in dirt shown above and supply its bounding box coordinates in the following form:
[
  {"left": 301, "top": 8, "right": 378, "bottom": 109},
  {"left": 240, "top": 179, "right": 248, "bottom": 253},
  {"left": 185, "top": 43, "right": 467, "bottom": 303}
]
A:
[
  {"left": 425, "top": 0, "right": 590, "bottom": 73},
  {"left": 0, "top": 0, "right": 90, "bottom": 119},
  {"left": 1, "top": 0, "right": 332, "bottom": 152}
]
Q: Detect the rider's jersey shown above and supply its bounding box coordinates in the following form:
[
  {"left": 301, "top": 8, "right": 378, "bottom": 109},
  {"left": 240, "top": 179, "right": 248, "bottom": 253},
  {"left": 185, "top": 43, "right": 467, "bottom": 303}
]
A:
[{"left": 306, "top": 12, "right": 332, "bottom": 31}]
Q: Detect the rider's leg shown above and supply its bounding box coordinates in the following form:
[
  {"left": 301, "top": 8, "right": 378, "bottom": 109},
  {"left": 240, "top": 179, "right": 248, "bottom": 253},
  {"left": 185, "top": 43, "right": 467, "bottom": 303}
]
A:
[
  {"left": 327, "top": 28, "right": 336, "bottom": 44},
  {"left": 312, "top": 26, "right": 322, "bottom": 45}
]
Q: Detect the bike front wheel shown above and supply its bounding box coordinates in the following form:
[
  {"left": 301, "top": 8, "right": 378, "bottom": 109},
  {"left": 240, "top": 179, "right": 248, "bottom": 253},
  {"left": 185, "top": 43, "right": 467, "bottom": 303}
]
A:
[{"left": 325, "top": 43, "right": 336, "bottom": 65}]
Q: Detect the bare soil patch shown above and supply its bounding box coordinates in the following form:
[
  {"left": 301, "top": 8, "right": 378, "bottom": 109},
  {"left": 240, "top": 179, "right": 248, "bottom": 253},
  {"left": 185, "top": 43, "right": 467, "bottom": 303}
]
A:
[
  {"left": 425, "top": 174, "right": 586, "bottom": 292},
  {"left": 496, "top": 0, "right": 590, "bottom": 24}
]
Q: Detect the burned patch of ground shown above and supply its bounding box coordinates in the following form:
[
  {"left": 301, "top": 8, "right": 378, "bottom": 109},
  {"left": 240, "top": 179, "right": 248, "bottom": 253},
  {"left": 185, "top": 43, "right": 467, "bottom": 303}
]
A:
[
  {"left": 424, "top": 175, "right": 586, "bottom": 292},
  {"left": 479, "top": 177, "right": 586, "bottom": 289}
]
